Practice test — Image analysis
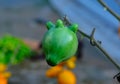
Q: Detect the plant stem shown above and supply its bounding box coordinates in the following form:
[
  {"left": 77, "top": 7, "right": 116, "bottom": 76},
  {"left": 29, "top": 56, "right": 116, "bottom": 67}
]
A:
[
  {"left": 98, "top": 0, "right": 120, "bottom": 21},
  {"left": 79, "top": 29, "right": 120, "bottom": 70},
  {"left": 63, "top": 16, "right": 120, "bottom": 70}
]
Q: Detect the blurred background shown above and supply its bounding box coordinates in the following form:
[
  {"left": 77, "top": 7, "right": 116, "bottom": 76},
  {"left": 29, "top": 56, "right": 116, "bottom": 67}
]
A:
[{"left": 0, "top": 0, "right": 120, "bottom": 84}]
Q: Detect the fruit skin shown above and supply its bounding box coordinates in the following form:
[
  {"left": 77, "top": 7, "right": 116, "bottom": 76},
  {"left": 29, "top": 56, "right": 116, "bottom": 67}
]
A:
[
  {"left": 65, "top": 56, "right": 76, "bottom": 69},
  {"left": 46, "top": 65, "right": 62, "bottom": 78},
  {"left": 0, "top": 64, "right": 11, "bottom": 84},
  {"left": 0, "top": 64, "right": 7, "bottom": 72},
  {"left": 66, "top": 61, "right": 75, "bottom": 69},
  {"left": 57, "top": 69, "right": 76, "bottom": 84},
  {"left": 0, "top": 77, "right": 7, "bottom": 84},
  {"left": 42, "top": 19, "right": 78, "bottom": 66}
]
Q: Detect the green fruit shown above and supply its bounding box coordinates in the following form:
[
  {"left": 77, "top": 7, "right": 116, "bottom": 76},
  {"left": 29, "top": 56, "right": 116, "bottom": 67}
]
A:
[{"left": 42, "top": 19, "right": 78, "bottom": 66}]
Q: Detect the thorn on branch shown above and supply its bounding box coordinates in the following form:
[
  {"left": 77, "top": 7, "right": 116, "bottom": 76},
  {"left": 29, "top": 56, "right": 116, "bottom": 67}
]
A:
[
  {"left": 90, "top": 28, "right": 96, "bottom": 46},
  {"left": 97, "top": 40, "right": 102, "bottom": 45},
  {"left": 62, "top": 15, "right": 71, "bottom": 25},
  {"left": 103, "top": 7, "right": 107, "bottom": 11}
]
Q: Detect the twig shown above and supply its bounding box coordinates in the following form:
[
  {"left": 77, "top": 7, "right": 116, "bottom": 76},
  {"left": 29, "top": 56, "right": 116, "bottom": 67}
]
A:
[
  {"left": 98, "top": 0, "right": 120, "bottom": 21},
  {"left": 63, "top": 16, "right": 120, "bottom": 70}
]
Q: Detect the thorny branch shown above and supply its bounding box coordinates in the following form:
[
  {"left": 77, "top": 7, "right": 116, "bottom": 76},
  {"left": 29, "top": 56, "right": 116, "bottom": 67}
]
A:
[
  {"left": 63, "top": 16, "right": 120, "bottom": 70},
  {"left": 98, "top": 0, "right": 120, "bottom": 21}
]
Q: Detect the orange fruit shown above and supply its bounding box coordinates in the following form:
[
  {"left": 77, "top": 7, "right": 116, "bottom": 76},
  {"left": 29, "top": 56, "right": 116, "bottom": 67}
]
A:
[
  {"left": 57, "top": 69, "right": 76, "bottom": 84},
  {"left": 0, "top": 78, "right": 7, "bottom": 84},
  {"left": 0, "top": 73, "right": 7, "bottom": 84},
  {"left": 46, "top": 65, "right": 62, "bottom": 78},
  {"left": 0, "top": 73, "right": 4, "bottom": 79}
]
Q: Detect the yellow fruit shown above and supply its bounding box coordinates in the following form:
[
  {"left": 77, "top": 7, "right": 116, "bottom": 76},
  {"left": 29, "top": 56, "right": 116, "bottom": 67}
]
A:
[
  {"left": 57, "top": 69, "right": 76, "bottom": 84},
  {"left": 46, "top": 65, "right": 62, "bottom": 78},
  {"left": 3, "top": 72, "right": 11, "bottom": 78},
  {"left": 68, "top": 56, "right": 77, "bottom": 62},
  {"left": 0, "top": 64, "right": 7, "bottom": 72},
  {"left": 65, "top": 56, "right": 76, "bottom": 69},
  {"left": 66, "top": 61, "right": 75, "bottom": 69}
]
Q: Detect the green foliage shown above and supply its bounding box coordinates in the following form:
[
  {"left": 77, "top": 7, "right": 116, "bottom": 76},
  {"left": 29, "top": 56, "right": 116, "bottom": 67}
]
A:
[{"left": 0, "top": 35, "right": 31, "bottom": 65}]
